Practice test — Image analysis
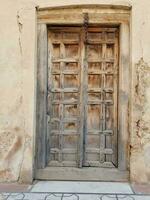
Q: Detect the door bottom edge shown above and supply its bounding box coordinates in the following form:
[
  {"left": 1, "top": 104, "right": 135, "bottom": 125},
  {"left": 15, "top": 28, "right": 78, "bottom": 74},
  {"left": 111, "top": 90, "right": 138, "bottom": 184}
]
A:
[{"left": 35, "top": 167, "right": 129, "bottom": 182}]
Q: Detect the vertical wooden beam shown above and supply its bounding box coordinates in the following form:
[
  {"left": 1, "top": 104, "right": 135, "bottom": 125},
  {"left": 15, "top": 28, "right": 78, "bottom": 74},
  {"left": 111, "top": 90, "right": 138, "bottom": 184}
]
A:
[
  {"left": 118, "top": 22, "right": 130, "bottom": 171},
  {"left": 79, "top": 28, "right": 85, "bottom": 167},
  {"left": 112, "top": 29, "right": 119, "bottom": 167},
  {"left": 36, "top": 24, "right": 48, "bottom": 169},
  {"left": 101, "top": 34, "right": 107, "bottom": 163}
]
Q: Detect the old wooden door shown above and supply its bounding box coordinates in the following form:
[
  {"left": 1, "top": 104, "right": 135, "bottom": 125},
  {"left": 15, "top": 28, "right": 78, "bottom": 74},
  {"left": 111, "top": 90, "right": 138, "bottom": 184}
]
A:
[{"left": 47, "top": 26, "right": 118, "bottom": 168}]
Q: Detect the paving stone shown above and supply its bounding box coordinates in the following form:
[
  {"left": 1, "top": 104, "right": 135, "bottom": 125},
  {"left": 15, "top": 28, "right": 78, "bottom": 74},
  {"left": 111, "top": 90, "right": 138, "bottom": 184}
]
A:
[
  {"left": 99, "top": 195, "right": 117, "bottom": 200},
  {"left": 45, "top": 193, "right": 62, "bottom": 200},
  {"left": 23, "top": 193, "right": 49, "bottom": 200},
  {"left": 117, "top": 195, "right": 150, "bottom": 200},
  {"left": 62, "top": 194, "right": 80, "bottom": 200},
  {"left": 132, "top": 195, "right": 150, "bottom": 200},
  {"left": 5, "top": 193, "right": 26, "bottom": 200},
  {"left": 117, "top": 195, "right": 135, "bottom": 200},
  {"left": 78, "top": 194, "right": 101, "bottom": 200},
  {"left": 0, "top": 193, "right": 150, "bottom": 200},
  {"left": 31, "top": 181, "right": 133, "bottom": 194}
]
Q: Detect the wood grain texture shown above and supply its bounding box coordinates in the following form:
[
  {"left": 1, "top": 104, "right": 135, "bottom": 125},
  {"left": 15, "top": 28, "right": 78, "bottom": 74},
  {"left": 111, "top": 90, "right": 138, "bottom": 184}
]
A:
[
  {"left": 36, "top": 167, "right": 129, "bottom": 181},
  {"left": 84, "top": 28, "right": 119, "bottom": 167},
  {"left": 36, "top": 8, "right": 130, "bottom": 181},
  {"left": 47, "top": 27, "right": 119, "bottom": 168},
  {"left": 47, "top": 28, "right": 81, "bottom": 167},
  {"left": 36, "top": 24, "right": 48, "bottom": 168}
]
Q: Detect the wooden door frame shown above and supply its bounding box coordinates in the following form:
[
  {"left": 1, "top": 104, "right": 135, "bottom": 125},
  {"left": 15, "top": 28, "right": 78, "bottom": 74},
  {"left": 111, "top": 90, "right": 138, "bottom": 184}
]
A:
[{"left": 35, "top": 5, "right": 131, "bottom": 181}]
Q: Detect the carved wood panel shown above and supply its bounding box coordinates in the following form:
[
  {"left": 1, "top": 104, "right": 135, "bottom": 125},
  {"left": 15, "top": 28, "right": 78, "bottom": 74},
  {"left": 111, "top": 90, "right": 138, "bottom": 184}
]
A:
[
  {"left": 47, "top": 27, "right": 118, "bottom": 168},
  {"left": 47, "top": 27, "right": 81, "bottom": 167},
  {"left": 83, "top": 28, "right": 118, "bottom": 167}
]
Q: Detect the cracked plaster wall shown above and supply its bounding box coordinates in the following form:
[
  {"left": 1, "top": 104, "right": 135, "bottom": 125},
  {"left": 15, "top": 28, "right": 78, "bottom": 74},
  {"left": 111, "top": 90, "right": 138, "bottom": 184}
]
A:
[{"left": 0, "top": 0, "right": 150, "bottom": 183}]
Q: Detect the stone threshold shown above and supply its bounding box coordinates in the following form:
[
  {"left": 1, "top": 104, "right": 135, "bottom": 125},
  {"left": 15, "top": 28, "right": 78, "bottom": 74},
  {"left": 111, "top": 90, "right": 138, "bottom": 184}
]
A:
[{"left": 0, "top": 182, "right": 149, "bottom": 195}]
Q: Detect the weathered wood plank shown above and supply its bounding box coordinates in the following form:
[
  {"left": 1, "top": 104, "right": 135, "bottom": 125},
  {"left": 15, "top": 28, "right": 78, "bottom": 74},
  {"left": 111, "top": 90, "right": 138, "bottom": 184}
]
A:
[
  {"left": 118, "top": 22, "right": 130, "bottom": 171},
  {"left": 36, "top": 6, "right": 130, "bottom": 180},
  {"left": 36, "top": 167, "right": 129, "bottom": 181},
  {"left": 36, "top": 24, "right": 48, "bottom": 169},
  {"left": 37, "top": 8, "right": 130, "bottom": 24},
  {"left": 47, "top": 27, "right": 82, "bottom": 167}
]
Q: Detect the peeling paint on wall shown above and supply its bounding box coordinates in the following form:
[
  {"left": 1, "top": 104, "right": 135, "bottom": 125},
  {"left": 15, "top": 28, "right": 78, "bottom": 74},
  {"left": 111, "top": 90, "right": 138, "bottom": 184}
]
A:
[
  {"left": 134, "top": 58, "right": 150, "bottom": 146},
  {"left": 130, "top": 58, "right": 150, "bottom": 183},
  {"left": 17, "top": 11, "right": 23, "bottom": 55}
]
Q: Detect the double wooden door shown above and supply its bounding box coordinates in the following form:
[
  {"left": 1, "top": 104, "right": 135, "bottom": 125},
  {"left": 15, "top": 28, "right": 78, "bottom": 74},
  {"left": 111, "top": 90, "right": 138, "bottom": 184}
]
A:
[{"left": 47, "top": 26, "right": 118, "bottom": 168}]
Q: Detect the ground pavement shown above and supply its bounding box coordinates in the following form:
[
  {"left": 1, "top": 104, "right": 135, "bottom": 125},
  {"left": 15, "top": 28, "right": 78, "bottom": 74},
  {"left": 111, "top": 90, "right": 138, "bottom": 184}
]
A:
[{"left": 0, "top": 181, "right": 150, "bottom": 200}]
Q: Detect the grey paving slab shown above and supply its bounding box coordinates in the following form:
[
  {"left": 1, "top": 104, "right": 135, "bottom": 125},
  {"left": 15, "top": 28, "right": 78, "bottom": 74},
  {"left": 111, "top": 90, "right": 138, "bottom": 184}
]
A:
[
  {"left": 78, "top": 194, "right": 100, "bottom": 200},
  {"left": 99, "top": 195, "right": 117, "bottom": 200},
  {"left": 0, "top": 193, "right": 150, "bottom": 200},
  {"left": 118, "top": 195, "right": 150, "bottom": 200},
  {"left": 31, "top": 181, "right": 133, "bottom": 194},
  {"left": 22, "top": 193, "right": 49, "bottom": 200}
]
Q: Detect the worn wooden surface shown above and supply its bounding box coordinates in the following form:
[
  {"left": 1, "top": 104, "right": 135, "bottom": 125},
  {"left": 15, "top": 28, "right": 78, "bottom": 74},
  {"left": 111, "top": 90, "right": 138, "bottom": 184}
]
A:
[
  {"left": 47, "top": 27, "right": 119, "bottom": 168},
  {"left": 36, "top": 24, "right": 48, "bottom": 168},
  {"left": 84, "top": 28, "right": 119, "bottom": 168},
  {"left": 118, "top": 23, "right": 130, "bottom": 171},
  {"left": 36, "top": 6, "right": 130, "bottom": 181},
  {"left": 47, "top": 27, "right": 81, "bottom": 167},
  {"left": 37, "top": 7, "right": 130, "bottom": 25},
  {"left": 36, "top": 167, "right": 129, "bottom": 181}
]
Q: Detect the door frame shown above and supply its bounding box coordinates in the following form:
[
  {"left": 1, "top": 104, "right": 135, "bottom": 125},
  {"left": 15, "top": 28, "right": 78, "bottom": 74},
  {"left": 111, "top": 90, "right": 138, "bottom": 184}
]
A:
[{"left": 35, "top": 5, "right": 131, "bottom": 181}]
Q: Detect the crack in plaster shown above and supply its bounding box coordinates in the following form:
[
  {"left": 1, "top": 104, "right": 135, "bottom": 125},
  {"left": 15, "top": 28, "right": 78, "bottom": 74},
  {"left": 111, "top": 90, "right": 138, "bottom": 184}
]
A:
[
  {"left": 17, "top": 137, "right": 26, "bottom": 183},
  {"left": 17, "top": 11, "right": 23, "bottom": 55},
  {"left": 17, "top": 136, "right": 31, "bottom": 183}
]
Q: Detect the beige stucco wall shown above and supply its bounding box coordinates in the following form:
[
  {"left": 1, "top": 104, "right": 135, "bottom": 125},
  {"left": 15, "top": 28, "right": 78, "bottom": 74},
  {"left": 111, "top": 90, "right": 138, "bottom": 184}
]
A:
[{"left": 0, "top": 0, "right": 150, "bottom": 183}]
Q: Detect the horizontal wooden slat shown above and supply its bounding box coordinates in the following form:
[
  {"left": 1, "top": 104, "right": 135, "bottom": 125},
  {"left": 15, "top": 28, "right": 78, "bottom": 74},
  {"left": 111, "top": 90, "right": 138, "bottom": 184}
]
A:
[
  {"left": 51, "top": 118, "right": 60, "bottom": 122},
  {"left": 88, "top": 88, "right": 113, "bottom": 93},
  {"left": 62, "top": 70, "right": 79, "bottom": 75},
  {"left": 88, "top": 70, "right": 103, "bottom": 74},
  {"left": 86, "top": 148, "right": 113, "bottom": 154},
  {"left": 88, "top": 70, "right": 116, "bottom": 75},
  {"left": 50, "top": 117, "right": 79, "bottom": 122},
  {"left": 52, "top": 58, "right": 79, "bottom": 62},
  {"left": 87, "top": 100, "right": 102, "bottom": 104},
  {"left": 87, "top": 40, "right": 115, "bottom": 44},
  {"left": 87, "top": 27, "right": 119, "bottom": 32},
  {"left": 38, "top": 10, "right": 130, "bottom": 24},
  {"left": 50, "top": 88, "right": 79, "bottom": 92},
  {"left": 50, "top": 148, "right": 77, "bottom": 154},
  {"left": 87, "top": 100, "right": 113, "bottom": 104},
  {"left": 52, "top": 71, "right": 79, "bottom": 75},
  {"left": 88, "top": 88, "right": 102, "bottom": 93},
  {"left": 84, "top": 161, "right": 114, "bottom": 168},
  {"left": 48, "top": 161, "right": 77, "bottom": 167},
  {"left": 51, "top": 130, "right": 79, "bottom": 135},
  {"left": 88, "top": 130, "right": 113, "bottom": 135},
  {"left": 50, "top": 129, "right": 114, "bottom": 135},
  {"left": 63, "top": 118, "right": 79, "bottom": 122},
  {"left": 48, "top": 26, "right": 81, "bottom": 32},
  {"left": 36, "top": 167, "right": 129, "bottom": 181},
  {"left": 52, "top": 100, "right": 78, "bottom": 104},
  {"left": 87, "top": 59, "right": 114, "bottom": 62},
  {"left": 51, "top": 40, "right": 80, "bottom": 44}
]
